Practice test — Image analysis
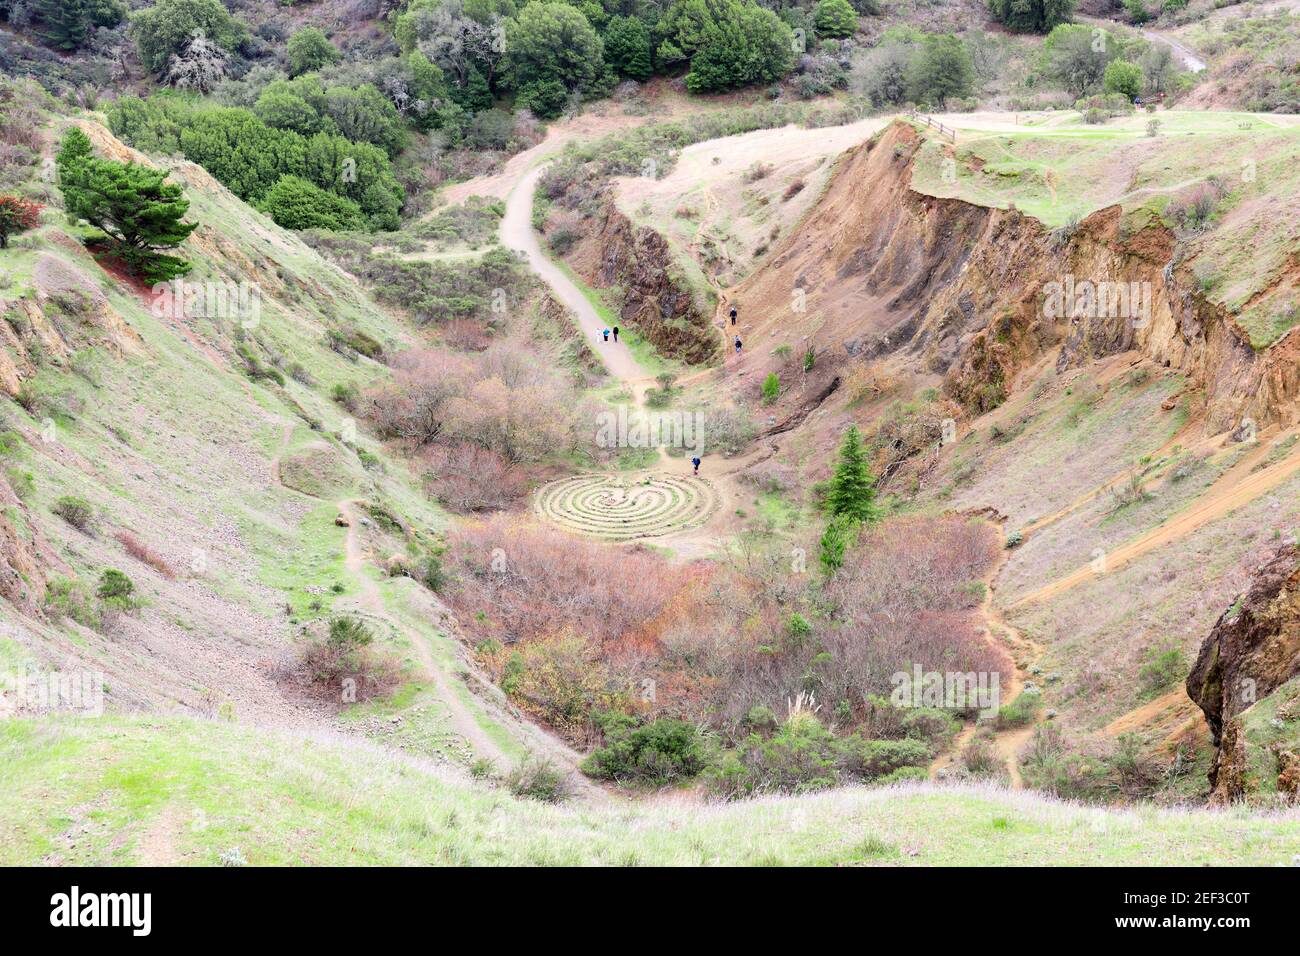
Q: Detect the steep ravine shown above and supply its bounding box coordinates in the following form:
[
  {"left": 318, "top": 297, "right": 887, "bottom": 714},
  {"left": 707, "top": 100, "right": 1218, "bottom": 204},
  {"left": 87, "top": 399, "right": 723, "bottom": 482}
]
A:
[{"left": 724, "top": 121, "right": 1300, "bottom": 435}]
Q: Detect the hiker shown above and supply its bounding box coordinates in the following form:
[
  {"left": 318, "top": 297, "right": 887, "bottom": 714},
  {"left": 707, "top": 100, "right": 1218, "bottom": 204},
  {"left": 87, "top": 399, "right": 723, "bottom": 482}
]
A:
[
  {"left": 612, "top": 326, "right": 620, "bottom": 342},
  {"left": 692, "top": 456, "right": 701, "bottom": 476},
  {"left": 729, "top": 306, "right": 737, "bottom": 326},
  {"left": 602, "top": 328, "right": 610, "bottom": 342},
  {"left": 734, "top": 336, "right": 742, "bottom": 355}
]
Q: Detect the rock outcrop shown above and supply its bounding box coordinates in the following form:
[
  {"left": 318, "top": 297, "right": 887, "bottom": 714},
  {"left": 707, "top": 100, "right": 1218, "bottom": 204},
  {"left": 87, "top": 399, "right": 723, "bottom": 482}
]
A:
[
  {"left": 1187, "top": 544, "right": 1300, "bottom": 803},
  {"left": 575, "top": 198, "right": 718, "bottom": 364}
]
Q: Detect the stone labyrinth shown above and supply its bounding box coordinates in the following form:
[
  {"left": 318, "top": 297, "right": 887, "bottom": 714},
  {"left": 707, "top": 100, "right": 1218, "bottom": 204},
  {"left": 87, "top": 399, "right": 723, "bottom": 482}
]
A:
[{"left": 533, "top": 473, "right": 719, "bottom": 542}]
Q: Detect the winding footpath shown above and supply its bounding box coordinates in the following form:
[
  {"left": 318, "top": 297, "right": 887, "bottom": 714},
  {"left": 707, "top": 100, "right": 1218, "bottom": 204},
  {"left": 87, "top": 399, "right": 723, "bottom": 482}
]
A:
[
  {"left": 502, "top": 166, "right": 646, "bottom": 385},
  {"left": 504, "top": 163, "right": 733, "bottom": 548}
]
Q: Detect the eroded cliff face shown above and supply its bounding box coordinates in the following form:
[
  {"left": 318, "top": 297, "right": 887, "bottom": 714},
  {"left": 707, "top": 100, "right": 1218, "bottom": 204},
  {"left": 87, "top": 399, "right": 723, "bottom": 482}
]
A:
[
  {"left": 588, "top": 201, "right": 718, "bottom": 364},
  {"left": 733, "top": 120, "right": 1299, "bottom": 435},
  {"left": 0, "top": 473, "right": 61, "bottom": 614},
  {"left": 1187, "top": 545, "right": 1300, "bottom": 804}
]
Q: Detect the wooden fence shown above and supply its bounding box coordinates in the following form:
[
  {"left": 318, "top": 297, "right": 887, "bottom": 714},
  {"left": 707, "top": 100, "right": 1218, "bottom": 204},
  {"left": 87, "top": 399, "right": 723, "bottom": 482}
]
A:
[{"left": 906, "top": 109, "right": 956, "bottom": 143}]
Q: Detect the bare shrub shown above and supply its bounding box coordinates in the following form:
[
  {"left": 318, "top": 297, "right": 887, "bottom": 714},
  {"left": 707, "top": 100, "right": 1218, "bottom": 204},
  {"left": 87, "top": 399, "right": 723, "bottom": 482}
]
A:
[
  {"left": 113, "top": 530, "right": 178, "bottom": 580},
  {"left": 442, "top": 319, "right": 491, "bottom": 351},
  {"left": 843, "top": 362, "right": 897, "bottom": 405},
  {"left": 444, "top": 375, "right": 571, "bottom": 464},
  {"left": 739, "top": 460, "right": 798, "bottom": 494},
  {"left": 364, "top": 349, "right": 475, "bottom": 444},
  {"left": 365, "top": 345, "right": 576, "bottom": 463},
  {"left": 285, "top": 616, "right": 401, "bottom": 705},
  {"left": 421, "top": 442, "right": 528, "bottom": 512},
  {"left": 1168, "top": 180, "right": 1225, "bottom": 232},
  {"left": 480, "top": 630, "right": 625, "bottom": 742},
  {"left": 505, "top": 755, "right": 573, "bottom": 802},
  {"left": 960, "top": 731, "right": 1002, "bottom": 776},
  {"left": 53, "top": 495, "right": 96, "bottom": 535},
  {"left": 445, "top": 516, "right": 702, "bottom": 648}
]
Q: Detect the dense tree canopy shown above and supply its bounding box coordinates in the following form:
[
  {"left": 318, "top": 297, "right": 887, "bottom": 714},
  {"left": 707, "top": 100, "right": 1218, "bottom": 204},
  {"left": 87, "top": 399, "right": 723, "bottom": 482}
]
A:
[
  {"left": 1102, "top": 58, "right": 1143, "bottom": 98},
  {"left": 813, "top": 0, "right": 857, "bottom": 39},
  {"left": 258, "top": 175, "right": 364, "bottom": 231},
  {"left": 23, "top": 0, "right": 125, "bottom": 51},
  {"left": 987, "top": 0, "right": 1074, "bottom": 34},
  {"left": 504, "top": 1, "right": 605, "bottom": 108},
  {"left": 130, "top": 0, "right": 246, "bottom": 76},
  {"left": 287, "top": 27, "right": 341, "bottom": 78},
  {"left": 658, "top": 0, "right": 796, "bottom": 94},
  {"left": 1042, "top": 23, "right": 1119, "bottom": 96},
  {"left": 603, "top": 14, "right": 653, "bottom": 80},
  {"left": 108, "top": 97, "right": 405, "bottom": 230},
  {"left": 908, "top": 33, "right": 974, "bottom": 105}
]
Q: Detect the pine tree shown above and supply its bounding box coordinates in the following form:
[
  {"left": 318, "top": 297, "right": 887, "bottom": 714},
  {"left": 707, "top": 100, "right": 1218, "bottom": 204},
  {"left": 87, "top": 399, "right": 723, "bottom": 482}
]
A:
[
  {"left": 56, "top": 126, "right": 93, "bottom": 173},
  {"left": 57, "top": 130, "right": 196, "bottom": 282},
  {"left": 33, "top": 0, "right": 125, "bottom": 52},
  {"left": 826, "top": 424, "right": 879, "bottom": 523},
  {"left": 818, "top": 514, "right": 858, "bottom": 575},
  {"left": 38, "top": 0, "right": 89, "bottom": 51}
]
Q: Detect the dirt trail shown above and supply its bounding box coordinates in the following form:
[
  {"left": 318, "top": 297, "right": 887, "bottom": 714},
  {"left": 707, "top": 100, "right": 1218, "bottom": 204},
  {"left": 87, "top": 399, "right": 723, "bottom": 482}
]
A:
[
  {"left": 336, "top": 499, "right": 510, "bottom": 768},
  {"left": 931, "top": 547, "right": 1044, "bottom": 788},
  {"left": 1011, "top": 433, "right": 1300, "bottom": 611},
  {"left": 1102, "top": 688, "right": 1199, "bottom": 739},
  {"left": 1141, "top": 29, "right": 1207, "bottom": 73},
  {"left": 1019, "top": 415, "right": 1211, "bottom": 540},
  {"left": 135, "top": 802, "right": 183, "bottom": 866},
  {"left": 335, "top": 498, "right": 605, "bottom": 796},
  {"left": 503, "top": 166, "right": 648, "bottom": 386},
  {"left": 1074, "top": 15, "right": 1207, "bottom": 74},
  {"left": 268, "top": 422, "right": 525, "bottom": 770}
]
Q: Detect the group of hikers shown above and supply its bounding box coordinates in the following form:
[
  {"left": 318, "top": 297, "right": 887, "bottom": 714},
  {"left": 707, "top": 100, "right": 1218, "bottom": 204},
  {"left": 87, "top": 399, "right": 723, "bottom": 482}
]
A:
[
  {"left": 598, "top": 302, "right": 743, "bottom": 353},
  {"left": 594, "top": 301, "right": 751, "bottom": 479}
]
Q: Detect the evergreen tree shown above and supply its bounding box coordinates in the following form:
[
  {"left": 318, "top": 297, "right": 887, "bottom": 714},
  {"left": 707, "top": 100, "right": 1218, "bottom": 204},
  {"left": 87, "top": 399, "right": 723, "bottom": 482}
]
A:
[
  {"left": 451, "top": 65, "right": 494, "bottom": 114},
  {"left": 603, "top": 15, "right": 652, "bottom": 80},
  {"left": 33, "top": 0, "right": 125, "bottom": 52},
  {"left": 825, "top": 424, "right": 879, "bottom": 523},
  {"left": 659, "top": 0, "right": 796, "bottom": 94},
  {"left": 813, "top": 0, "right": 857, "bottom": 39},
  {"left": 286, "top": 27, "right": 341, "bottom": 78},
  {"left": 1102, "top": 59, "right": 1143, "bottom": 99},
  {"left": 907, "top": 33, "right": 975, "bottom": 106},
  {"left": 987, "top": 0, "right": 1074, "bottom": 35},
  {"left": 130, "top": 0, "right": 246, "bottom": 77},
  {"left": 504, "top": 1, "right": 605, "bottom": 98},
  {"left": 57, "top": 130, "right": 197, "bottom": 282},
  {"left": 55, "top": 126, "right": 93, "bottom": 173},
  {"left": 818, "top": 513, "right": 858, "bottom": 575},
  {"left": 258, "top": 175, "right": 364, "bottom": 231}
]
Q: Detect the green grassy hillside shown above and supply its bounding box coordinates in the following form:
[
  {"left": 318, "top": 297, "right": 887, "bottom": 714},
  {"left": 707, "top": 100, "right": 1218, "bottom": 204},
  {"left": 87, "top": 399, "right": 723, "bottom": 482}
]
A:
[{"left": 4, "top": 714, "right": 1298, "bottom": 866}]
